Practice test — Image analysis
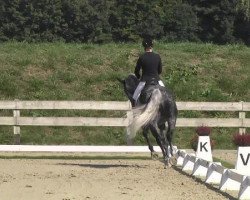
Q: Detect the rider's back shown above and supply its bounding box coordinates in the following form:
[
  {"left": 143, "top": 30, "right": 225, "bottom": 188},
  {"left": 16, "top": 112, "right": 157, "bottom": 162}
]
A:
[{"left": 135, "top": 52, "right": 162, "bottom": 82}]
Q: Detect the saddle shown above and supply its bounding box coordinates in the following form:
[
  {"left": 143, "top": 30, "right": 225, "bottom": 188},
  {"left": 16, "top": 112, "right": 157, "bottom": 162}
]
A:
[{"left": 139, "top": 79, "right": 160, "bottom": 104}]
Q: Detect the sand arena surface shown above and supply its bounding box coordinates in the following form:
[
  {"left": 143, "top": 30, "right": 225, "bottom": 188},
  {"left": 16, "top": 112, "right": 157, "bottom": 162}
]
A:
[{"left": 0, "top": 151, "right": 238, "bottom": 200}]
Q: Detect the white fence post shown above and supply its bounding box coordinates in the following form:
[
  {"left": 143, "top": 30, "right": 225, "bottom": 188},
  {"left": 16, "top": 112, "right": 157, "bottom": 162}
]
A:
[
  {"left": 239, "top": 112, "right": 246, "bottom": 135},
  {"left": 126, "top": 110, "right": 133, "bottom": 145},
  {"left": 13, "top": 99, "right": 20, "bottom": 145},
  {"left": 239, "top": 101, "right": 246, "bottom": 135}
]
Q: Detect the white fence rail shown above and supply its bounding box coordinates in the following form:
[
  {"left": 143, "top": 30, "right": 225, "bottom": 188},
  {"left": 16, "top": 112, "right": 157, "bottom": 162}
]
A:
[
  {"left": 1, "top": 100, "right": 249, "bottom": 110},
  {"left": 0, "top": 100, "right": 249, "bottom": 144}
]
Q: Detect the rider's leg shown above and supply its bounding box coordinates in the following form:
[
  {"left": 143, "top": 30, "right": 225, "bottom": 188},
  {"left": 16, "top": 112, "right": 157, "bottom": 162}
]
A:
[{"left": 132, "top": 81, "right": 146, "bottom": 103}]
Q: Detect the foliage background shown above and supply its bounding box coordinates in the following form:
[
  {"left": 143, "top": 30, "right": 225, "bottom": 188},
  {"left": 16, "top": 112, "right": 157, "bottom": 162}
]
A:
[{"left": 0, "top": 0, "right": 249, "bottom": 45}]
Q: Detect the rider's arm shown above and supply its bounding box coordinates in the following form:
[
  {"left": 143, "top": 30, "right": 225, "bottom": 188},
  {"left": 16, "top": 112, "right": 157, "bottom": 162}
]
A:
[
  {"left": 134, "top": 58, "right": 142, "bottom": 79},
  {"left": 158, "top": 56, "right": 162, "bottom": 75}
]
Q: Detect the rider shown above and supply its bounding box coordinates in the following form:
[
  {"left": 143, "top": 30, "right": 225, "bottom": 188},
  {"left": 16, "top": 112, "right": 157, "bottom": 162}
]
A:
[{"left": 132, "top": 37, "right": 165, "bottom": 104}]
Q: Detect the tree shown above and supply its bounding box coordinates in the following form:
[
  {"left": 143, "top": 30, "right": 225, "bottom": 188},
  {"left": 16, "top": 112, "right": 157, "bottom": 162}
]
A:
[
  {"left": 235, "top": 0, "right": 250, "bottom": 45},
  {"left": 29, "top": 0, "right": 63, "bottom": 42},
  {"left": 166, "top": 3, "right": 199, "bottom": 41},
  {"left": 109, "top": 0, "right": 165, "bottom": 42},
  {"left": 134, "top": 0, "right": 164, "bottom": 39},
  {"left": 109, "top": 0, "right": 139, "bottom": 41},
  {"left": 0, "top": 0, "right": 28, "bottom": 41},
  {"left": 236, "top": 0, "right": 250, "bottom": 19},
  {"left": 87, "top": 0, "right": 112, "bottom": 43},
  {"left": 188, "top": 0, "right": 237, "bottom": 44},
  {"left": 60, "top": 0, "right": 111, "bottom": 43}
]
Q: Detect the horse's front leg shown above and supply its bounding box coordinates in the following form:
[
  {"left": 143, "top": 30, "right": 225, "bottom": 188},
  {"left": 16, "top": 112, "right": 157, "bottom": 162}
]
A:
[{"left": 142, "top": 127, "right": 158, "bottom": 159}]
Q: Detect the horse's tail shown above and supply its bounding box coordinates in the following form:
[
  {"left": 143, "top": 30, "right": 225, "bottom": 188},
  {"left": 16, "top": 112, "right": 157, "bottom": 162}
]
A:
[{"left": 128, "top": 88, "right": 162, "bottom": 138}]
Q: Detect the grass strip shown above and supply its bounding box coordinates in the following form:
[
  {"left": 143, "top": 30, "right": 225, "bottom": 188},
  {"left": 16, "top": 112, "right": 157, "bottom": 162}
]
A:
[{"left": 213, "top": 157, "right": 234, "bottom": 169}]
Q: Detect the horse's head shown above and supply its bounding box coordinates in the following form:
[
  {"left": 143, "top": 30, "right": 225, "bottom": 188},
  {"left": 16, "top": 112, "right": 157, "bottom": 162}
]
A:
[{"left": 117, "top": 73, "right": 139, "bottom": 105}]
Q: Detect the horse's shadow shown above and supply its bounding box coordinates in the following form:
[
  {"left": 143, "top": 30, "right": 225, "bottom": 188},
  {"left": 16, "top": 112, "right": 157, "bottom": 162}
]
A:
[{"left": 57, "top": 163, "right": 147, "bottom": 169}]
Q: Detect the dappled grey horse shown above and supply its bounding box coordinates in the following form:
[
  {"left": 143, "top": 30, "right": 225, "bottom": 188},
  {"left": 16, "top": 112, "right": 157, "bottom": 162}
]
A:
[{"left": 119, "top": 74, "right": 178, "bottom": 166}]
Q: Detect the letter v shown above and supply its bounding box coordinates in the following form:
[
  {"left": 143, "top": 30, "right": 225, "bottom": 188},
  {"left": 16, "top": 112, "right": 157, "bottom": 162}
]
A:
[{"left": 240, "top": 153, "right": 250, "bottom": 165}]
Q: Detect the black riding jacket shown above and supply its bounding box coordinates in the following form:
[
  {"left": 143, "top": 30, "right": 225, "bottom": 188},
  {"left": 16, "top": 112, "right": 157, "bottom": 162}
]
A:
[{"left": 134, "top": 52, "right": 162, "bottom": 82}]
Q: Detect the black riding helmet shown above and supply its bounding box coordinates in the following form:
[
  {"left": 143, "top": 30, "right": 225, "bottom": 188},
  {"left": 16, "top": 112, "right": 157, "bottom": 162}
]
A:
[{"left": 142, "top": 38, "right": 153, "bottom": 49}]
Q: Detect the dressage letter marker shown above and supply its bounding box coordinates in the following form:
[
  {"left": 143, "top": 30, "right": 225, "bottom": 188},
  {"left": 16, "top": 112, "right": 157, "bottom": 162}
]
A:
[
  {"left": 196, "top": 136, "right": 213, "bottom": 162},
  {"left": 239, "top": 153, "right": 250, "bottom": 166},
  {"left": 235, "top": 147, "right": 250, "bottom": 176},
  {"left": 200, "top": 142, "right": 208, "bottom": 152}
]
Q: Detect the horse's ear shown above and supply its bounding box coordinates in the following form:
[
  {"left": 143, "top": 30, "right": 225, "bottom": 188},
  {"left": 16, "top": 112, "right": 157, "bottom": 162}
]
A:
[{"left": 117, "top": 78, "right": 125, "bottom": 84}]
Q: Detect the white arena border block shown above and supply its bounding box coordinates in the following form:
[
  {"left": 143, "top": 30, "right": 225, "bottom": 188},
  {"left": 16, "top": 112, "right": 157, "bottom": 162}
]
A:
[
  {"left": 182, "top": 154, "right": 197, "bottom": 172},
  {"left": 192, "top": 158, "right": 211, "bottom": 178},
  {"left": 219, "top": 169, "right": 245, "bottom": 191},
  {"left": 192, "top": 158, "right": 222, "bottom": 179},
  {"left": 176, "top": 150, "right": 187, "bottom": 167},
  {"left": 205, "top": 163, "right": 226, "bottom": 185},
  {"left": 239, "top": 176, "right": 250, "bottom": 200}
]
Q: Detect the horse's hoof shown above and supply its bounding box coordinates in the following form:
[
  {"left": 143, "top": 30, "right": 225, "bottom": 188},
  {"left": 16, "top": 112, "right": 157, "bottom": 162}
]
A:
[
  {"left": 169, "top": 156, "right": 177, "bottom": 166},
  {"left": 151, "top": 152, "right": 159, "bottom": 160},
  {"left": 164, "top": 158, "right": 172, "bottom": 168},
  {"left": 164, "top": 163, "right": 172, "bottom": 169}
]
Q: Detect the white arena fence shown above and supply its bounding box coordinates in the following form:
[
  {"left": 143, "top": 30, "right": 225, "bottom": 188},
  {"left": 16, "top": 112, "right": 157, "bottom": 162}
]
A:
[
  {"left": 0, "top": 100, "right": 249, "bottom": 146},
  {"left": 0, "top": 100, "right": 250, "bottom": 199}
]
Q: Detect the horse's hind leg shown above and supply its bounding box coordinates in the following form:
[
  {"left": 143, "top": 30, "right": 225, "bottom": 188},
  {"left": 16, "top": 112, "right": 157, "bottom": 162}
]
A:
[
  {"left": 158, "top": 123, "right": 170, "bottom": 162},
  {"left": 157, "top": 121, "right": 176, "bottom": 167},
  {"left": 142, "top": 127, "right": 158, "bottom": 159},
  {"left": 166, "top": 119, "right": 177, "bottom": 165},
  {"left": 149, "top": 125, "right": 166, "bottom": 160},
  {"left": 167, "top": 119, "right": 176, "bottom": 156}
]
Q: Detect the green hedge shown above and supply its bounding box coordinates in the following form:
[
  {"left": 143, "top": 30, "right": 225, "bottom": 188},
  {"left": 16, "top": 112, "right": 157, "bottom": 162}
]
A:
[{"left": 0, "top": 0, "right": 249, "bottom": 45}]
